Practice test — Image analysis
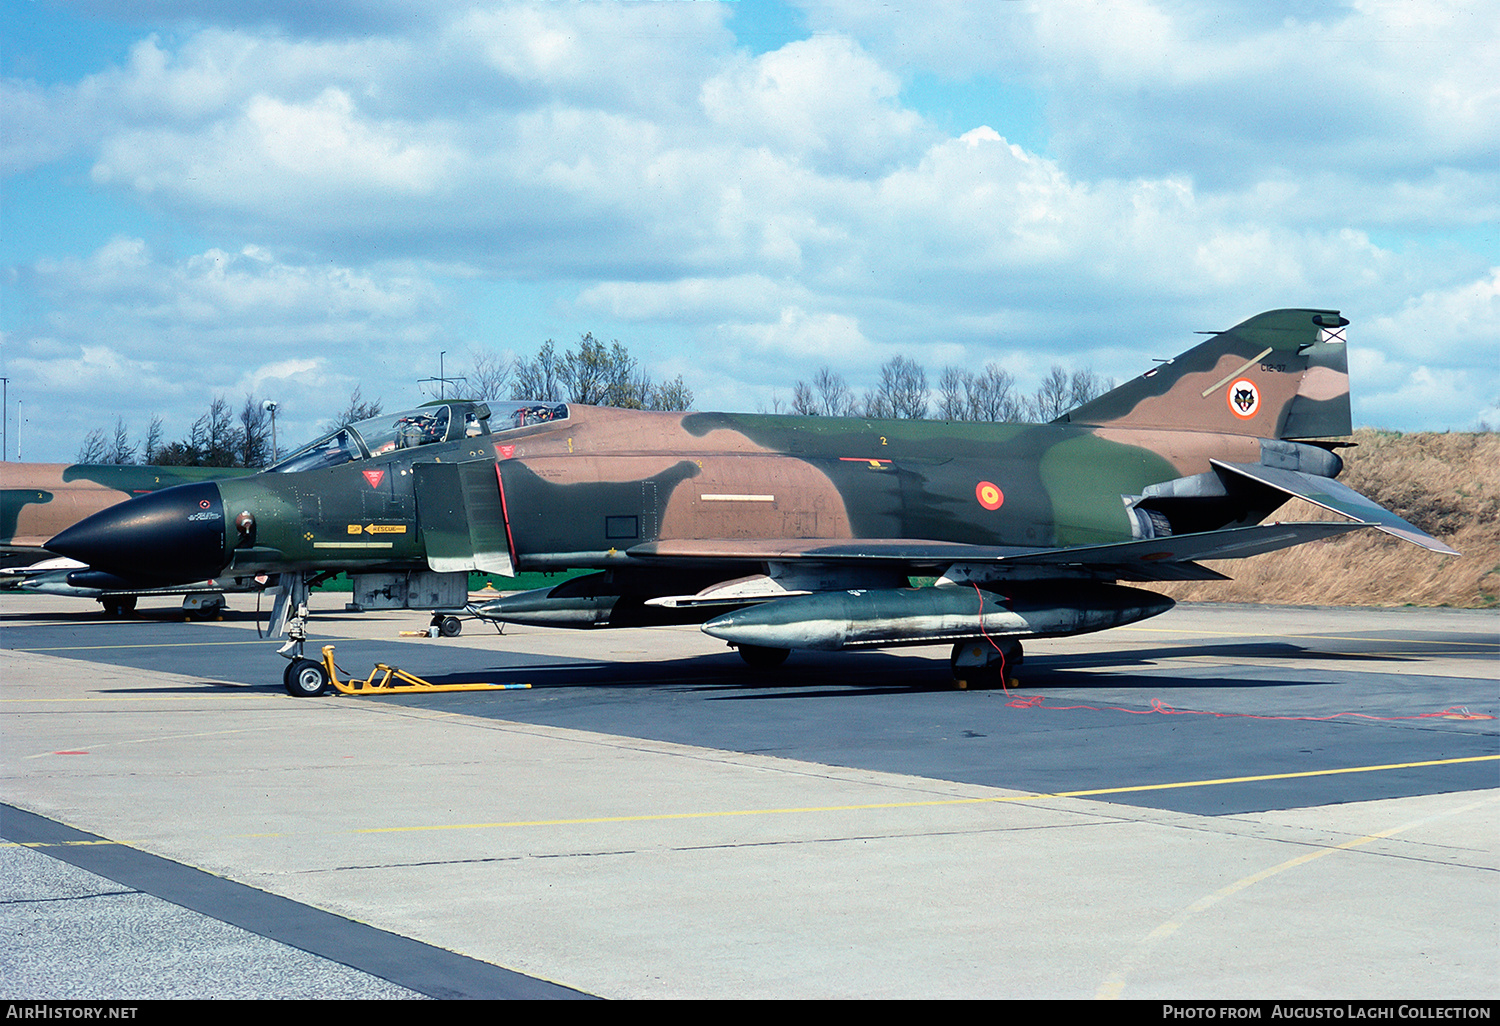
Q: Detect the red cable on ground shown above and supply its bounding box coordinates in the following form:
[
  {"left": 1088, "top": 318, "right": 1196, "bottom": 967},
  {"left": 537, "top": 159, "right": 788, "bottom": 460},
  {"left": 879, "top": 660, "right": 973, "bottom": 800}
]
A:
[
  {"left": 971, "top": 582, "right": 1008, "bottom": 692},
  {"left": 960, "top": 587, "right": 1489, "bottom": 723}
]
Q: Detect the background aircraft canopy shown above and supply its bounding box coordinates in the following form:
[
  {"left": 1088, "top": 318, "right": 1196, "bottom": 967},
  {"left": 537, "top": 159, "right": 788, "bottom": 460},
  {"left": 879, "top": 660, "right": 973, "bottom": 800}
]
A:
[{"left": 270, "top": 400, "right": 568, "bottom": 473}]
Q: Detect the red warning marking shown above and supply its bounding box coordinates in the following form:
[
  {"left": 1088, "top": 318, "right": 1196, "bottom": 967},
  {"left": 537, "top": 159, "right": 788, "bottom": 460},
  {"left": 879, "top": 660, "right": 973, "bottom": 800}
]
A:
[
  {"left": 975, "top": 481, "right": 1004, "bottom": 510},
  {"left": 362, "top": 469, "right": 385, "bottom": 489},
  {"left": 497, "top": 444, "right": 515, "bottom": 459},
  {"left": 199, "top": 499, "right": 211, "bottom": 509},
  {"left": 55, "top": 751, "right": 89, "bottom": 755}
]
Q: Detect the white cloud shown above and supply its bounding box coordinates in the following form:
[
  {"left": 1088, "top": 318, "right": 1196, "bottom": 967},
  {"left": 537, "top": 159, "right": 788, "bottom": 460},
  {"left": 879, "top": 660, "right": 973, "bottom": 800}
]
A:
[
  {"left": 4, "top": 1, "right": 1497, "bottom": 456},
  {"left": 8, "top": 240, "right": 453, "bottom": 456},
  {"left": 701, "top": 35, "right": 929, "bottom": 173}
]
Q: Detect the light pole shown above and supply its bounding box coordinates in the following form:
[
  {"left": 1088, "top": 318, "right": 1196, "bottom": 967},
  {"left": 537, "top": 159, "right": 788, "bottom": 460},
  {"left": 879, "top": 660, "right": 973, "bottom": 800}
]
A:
[{"left": 263, "top": 400, "right": 279, "bottom": 466}]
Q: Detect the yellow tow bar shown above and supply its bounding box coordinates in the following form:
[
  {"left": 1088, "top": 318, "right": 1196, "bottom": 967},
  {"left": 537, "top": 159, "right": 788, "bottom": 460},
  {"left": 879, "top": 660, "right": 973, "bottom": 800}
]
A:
[{"left": 321, "top": 645, "right": 530, "bottom": 695}]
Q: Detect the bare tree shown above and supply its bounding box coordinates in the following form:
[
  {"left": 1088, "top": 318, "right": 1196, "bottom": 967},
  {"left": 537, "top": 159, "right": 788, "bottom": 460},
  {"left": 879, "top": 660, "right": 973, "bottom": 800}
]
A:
[
  {"left": 108, "top": 418, "right": 136, "bottom": 464},
  {"left": 512, "top": 340, "right": 562, "bottom": 401},
  {"left": 1031, "top": 365, "right": 1073, "bottom": 422},
  {"left": 238, "top": 395, "right": 271, "bottom": 468},
  {"left": 141, "top": 417, "right": 163, "bottom": 464},
  {"left": 937, "top": 366, "right": 969, "bottom": 421},
  {"left": 867, "top": 356, "right": 928, "bottom": 419},
  {"left": 814, "top": 367, "right": 856, "bottom": 417},
  {"left": 468, "top": 349, "right": 514, "bottom": 399},
  {"left": 970, "top": 364, "right": 1023, "bottom": 421},
  {"left": 190, "top": 396, "right": 240, "bottom": 467},
  {"left": 326, "top": 387, "right": 383, "bottom": 432},
  {"left": 76, "top": 428, "right": 111, "bottom": 464},
  {"left": 790, "top": 380, "right": 818, "bottom": 416}
]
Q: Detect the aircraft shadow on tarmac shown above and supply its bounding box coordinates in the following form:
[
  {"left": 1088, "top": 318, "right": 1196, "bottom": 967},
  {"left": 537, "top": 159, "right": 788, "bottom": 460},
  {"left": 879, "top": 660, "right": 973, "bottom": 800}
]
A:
[
  {"left": 35, "top": 621, "right": 1480, "bottom": 699},
  {"left": 395, "top": 641, "right": 1422, "bottom": 700}
]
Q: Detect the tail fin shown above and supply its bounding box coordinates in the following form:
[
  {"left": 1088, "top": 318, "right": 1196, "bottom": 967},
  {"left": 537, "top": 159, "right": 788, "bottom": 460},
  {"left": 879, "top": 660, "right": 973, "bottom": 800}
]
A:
[{"left": 1064, "top": 308, "right": 1351, "bottom": 439}]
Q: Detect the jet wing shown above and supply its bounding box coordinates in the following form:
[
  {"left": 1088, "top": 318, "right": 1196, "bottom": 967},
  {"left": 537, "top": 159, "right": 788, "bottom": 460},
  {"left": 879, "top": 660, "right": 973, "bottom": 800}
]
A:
[
  {"left": 995, "top": 521, "right": 1369, "bottom": 569},
  {"left": 629, "top": 521, "right": 1375, "bottom": 582},
  {"left": 1210, "top": 461, "right": 1459, "bottom": 554}
]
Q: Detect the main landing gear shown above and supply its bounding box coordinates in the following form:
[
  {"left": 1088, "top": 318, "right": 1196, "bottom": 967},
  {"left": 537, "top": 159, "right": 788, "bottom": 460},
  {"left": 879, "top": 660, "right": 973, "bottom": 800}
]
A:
[
  {"left": 736, "top": 644, "right": 790, "bottom": 668},
  {"left": 950, "top": 638, "right": 1022, "bottom": 690}
]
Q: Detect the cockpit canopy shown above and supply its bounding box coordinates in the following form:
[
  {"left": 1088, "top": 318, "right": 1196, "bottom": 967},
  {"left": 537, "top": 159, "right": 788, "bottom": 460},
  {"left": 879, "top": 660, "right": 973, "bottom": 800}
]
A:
[{"left": 270, "top": 400, "right": 568, "bottom": 474}]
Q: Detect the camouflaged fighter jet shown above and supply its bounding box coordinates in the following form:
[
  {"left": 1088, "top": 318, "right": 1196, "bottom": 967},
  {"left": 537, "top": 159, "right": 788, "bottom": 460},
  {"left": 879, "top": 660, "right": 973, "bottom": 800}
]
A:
[
  {"left": 46, "top": 309, "right": 1457, "bottom": 695},
  {"left": 2, "top": 461, "right": 258, "bottom": 616}
]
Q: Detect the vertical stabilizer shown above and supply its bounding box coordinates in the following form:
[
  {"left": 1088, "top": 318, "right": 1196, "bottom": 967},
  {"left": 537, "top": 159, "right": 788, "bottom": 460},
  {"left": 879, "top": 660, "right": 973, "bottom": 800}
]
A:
[{"left": 1064, "top": 309, "right": 1351, "bottom": 439}]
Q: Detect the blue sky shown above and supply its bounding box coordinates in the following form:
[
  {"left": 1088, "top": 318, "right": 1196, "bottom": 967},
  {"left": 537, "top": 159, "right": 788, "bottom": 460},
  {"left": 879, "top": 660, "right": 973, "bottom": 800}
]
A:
[{"left": 3, "top": 0, "right": 1497, "bottom": 461}]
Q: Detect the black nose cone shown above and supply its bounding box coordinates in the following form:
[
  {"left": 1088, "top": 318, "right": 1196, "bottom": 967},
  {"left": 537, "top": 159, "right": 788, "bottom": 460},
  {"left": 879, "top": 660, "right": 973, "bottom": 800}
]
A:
[{"left": 47, "top": 481, "right": 227, "bottom": 584}]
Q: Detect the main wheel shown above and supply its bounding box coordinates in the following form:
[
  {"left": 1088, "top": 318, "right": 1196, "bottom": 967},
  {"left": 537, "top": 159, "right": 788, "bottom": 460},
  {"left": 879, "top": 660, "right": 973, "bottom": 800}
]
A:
[
  {"left": 102, "top": 596, "right": 137, "bottom": 618},
  {"left": 950, "top": 639, "right": 1022, "bottom": 689},
  {"left": 283, "top": 658, "right": 331, "bottom": 697},
  {"left": 738, "top": 644, "right": 790, "bottom": 668}
]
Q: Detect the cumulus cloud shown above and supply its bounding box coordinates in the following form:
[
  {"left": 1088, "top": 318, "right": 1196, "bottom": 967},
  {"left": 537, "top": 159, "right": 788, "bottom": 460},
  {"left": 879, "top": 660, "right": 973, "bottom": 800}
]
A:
[
  {"left": 3, "top": 1, "right": 1497, "bottom": 458},
  {"left": 702, "top": 35, "right": 929, "bottom": 174},
  {"left": 8, "top": 239, "right": 453, "bottom": 451}
]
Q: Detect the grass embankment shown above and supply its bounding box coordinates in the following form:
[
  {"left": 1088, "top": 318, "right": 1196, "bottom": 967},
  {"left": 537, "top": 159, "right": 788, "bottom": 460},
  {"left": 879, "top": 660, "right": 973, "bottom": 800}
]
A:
[{"left": 1157, "top": 429, "right": 1499, "bottom": 608}]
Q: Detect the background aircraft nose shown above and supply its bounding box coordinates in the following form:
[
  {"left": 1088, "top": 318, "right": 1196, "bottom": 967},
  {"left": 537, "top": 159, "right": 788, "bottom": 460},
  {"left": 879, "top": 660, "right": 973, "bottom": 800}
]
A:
[{"left": 46, "top": 481, "right": 228, "bottom": 584}]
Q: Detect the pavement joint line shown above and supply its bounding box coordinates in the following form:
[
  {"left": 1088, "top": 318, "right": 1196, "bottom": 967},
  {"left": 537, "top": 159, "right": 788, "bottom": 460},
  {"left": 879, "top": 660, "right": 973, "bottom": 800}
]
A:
[
  {"left": 1115, "top": 625, "right": 1494, "bottom": 649},
  {"left": 1094, "top": 791, "right": 1500, "bottom": 1000}
]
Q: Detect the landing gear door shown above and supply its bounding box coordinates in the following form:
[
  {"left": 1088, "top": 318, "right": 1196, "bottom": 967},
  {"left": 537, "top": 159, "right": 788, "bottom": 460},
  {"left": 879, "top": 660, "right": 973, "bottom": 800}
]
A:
[{"left": 413, "top": 458, "right": 516, "bottom": 577}]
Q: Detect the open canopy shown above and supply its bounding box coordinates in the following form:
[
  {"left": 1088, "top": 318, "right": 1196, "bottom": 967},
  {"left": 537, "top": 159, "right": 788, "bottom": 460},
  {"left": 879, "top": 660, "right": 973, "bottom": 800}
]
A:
[{"left": 270, "top": 400, "right": 568, "bottom": 473}]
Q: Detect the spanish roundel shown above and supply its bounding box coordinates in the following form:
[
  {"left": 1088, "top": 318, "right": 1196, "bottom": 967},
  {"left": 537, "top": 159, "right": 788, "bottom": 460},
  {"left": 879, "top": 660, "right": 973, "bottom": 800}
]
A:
[{"left": 975, "top": 481, "right": 1004, "bottom": 510}]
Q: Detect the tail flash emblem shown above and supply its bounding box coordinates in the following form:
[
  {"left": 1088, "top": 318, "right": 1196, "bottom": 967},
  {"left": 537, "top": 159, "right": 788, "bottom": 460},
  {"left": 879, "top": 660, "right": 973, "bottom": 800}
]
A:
[{"left": 1228, "top": 379, "right": 1260, "bottom": 420}]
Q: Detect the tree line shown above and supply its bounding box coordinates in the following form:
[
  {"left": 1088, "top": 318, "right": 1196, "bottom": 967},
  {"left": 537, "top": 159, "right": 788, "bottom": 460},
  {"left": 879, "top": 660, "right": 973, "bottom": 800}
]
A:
[
  {"left": 475, "top": 332, "right": 694, "bottom": 412},
  {"left": 78, "top": 332, "right": 1114, "bottom": 465},
  {"left": 76, "top": 390, "right": 385, "bottom": 468},
  {"left": 785, "top": 359, "right": 1111, "bottom": 422}
]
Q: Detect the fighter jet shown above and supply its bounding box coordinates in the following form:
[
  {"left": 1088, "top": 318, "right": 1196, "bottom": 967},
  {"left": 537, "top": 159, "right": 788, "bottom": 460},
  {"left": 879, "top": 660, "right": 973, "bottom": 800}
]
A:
[
  {"left": 3, "top": 461, "right": 259, "bottom": 616},
  {"left": 46, "top": 309, "right": 1456, "bottom": 695}
]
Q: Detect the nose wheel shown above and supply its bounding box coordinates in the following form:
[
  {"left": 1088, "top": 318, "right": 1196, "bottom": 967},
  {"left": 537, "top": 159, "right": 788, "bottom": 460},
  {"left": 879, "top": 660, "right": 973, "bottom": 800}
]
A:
[{"left": 283, "top": 658, "right": 331, "bottom": 697}]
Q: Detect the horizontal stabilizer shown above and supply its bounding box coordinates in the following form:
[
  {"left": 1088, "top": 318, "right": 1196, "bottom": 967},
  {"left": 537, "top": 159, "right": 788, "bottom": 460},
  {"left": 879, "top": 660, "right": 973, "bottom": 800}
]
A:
[{"left": 1211, "top": 462, "right": 1459, "bottom": 555}]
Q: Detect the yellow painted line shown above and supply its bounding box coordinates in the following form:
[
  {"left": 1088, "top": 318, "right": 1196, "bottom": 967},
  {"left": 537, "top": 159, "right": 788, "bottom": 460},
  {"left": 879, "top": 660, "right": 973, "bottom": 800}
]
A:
[
  {"left": 1, "top": 693, "right": 267, "bottom": 704},
  {"left": 5, "top": 755, "right": 1493, "bottom": 852},
  {"left": 8, "top": 639, "right": 274, "bottom": 652},
  {"left": 345, "top": 754, "right": 1500, "bottom": 836}
]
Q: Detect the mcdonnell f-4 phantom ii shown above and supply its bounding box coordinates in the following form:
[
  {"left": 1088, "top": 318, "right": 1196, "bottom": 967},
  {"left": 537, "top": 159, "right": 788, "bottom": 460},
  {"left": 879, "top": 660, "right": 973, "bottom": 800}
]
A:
[{"left": 46, "top": 309, "right": 1457, "bottom": 695}]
